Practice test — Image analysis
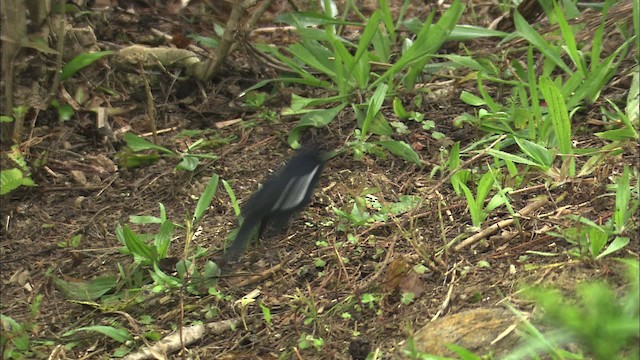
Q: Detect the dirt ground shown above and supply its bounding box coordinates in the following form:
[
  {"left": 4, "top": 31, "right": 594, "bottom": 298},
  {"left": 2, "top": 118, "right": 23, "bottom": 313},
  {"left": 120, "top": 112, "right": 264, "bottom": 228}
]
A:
[{"left": 1, "top": 1, "right": 638, "bottom": 359}]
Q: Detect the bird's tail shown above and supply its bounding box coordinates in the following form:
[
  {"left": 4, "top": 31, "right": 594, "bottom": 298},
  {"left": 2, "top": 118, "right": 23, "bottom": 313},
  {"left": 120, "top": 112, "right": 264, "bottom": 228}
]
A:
[{"left": 224, "top": 216, "right": 260, "bottom": 263}]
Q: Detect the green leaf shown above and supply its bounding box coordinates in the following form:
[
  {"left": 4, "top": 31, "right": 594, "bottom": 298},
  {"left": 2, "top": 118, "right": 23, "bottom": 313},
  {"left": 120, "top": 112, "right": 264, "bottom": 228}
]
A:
[
  {"left": 376, "top": 140, "right": 422, "bottom": 166},
  {"left": 447, "top": 25, "right": 508, "bottom": 41},
  {"left": 460, "top": 91, "right": 486, "bottom": 106},
  {"left": 486, "top": 149, "right": 539, "bottom": 167},
  {"left": 222, "top": 179, "right": 241, "bottom": 216},
  {"left": 61, "top": 51, "right": 114, "bottom": 81},
  {"left": 176, "top": 155, "right": 199, "bottom": 171},
  {"left": 188, "top": 34, "right": 218, "bottom": 48},
  {"left": 514, "top": 13, "right": 572, "bottom": 74},
  {"left": 361, "top": 83, "right": 389, "bottom": 138},
  {"left": 596, "top": 236, "right": 631, "bottom": 259},
  {"left": 117, "top": 153, "right": 161, "bottom": 169},
  {"left": 554, "top": 3, "right": 584, "bottom": 75},
  {"left": 514, "top": 137, "right": 554, "bottom": 169},
  {"left": 155, "top": 219, "right": 174, "bottom": 259},
  {"left": 124, "top": 133, "right": 174, "bottom": 155},
  {"left": 539, "top": 76, "right": 574, "bottom": 175},
  {"left": 288, "top": 103, "right": 347, "bottom": 148},
  {"left": 476, "top": 172, "right": 495, "bottom": 205},
  {"left": 129, "top": 215, "right": 162, "bottom": 224},
  {"left": 0, "top": 168, "right": 36, "bottom": 195},
  {"left": 288, "top": 41, "right": 336, "bottom": 78},
  {"left": 403, "top": 0, "right": 464, "bottom": 88},
  {"left": 626, "top": 71, "right": 639, "bottom": 126},
  {"left": 614, "top": 166, "right": 631, "bottom": 233},
  {"left": 193, "top": 174, "right": 219, "bottom": 223},
  {"left": 388, "top": 195, "right": 420, "bottom": 214},
  {"left": 259, "top": 302, "right": 272, "bottom": 326},
  {"left": 595, "top": 127, "right": 639, "bottom": 141},
  {"left": 50, "top": 99, "right": 75, "bottom": 122},
  {"left": 392, "top": 97, "right": 408, "bottom": 118},
  {"left": 116, "top": 224, "right": 158, "bottom": 264},
  {"left": 54, "top": 276, "right": 117, "bottom": 301},
  {"left": 588, "top": 226, "right": 608, "bottom": 257},
  {"left": 63, "top": 325, "right": 131, "bottom": 343}
]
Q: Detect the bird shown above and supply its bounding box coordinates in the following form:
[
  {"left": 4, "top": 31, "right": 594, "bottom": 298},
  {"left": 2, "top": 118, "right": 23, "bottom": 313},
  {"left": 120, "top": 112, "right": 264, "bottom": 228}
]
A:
[{"left": 223, "top": 150, "right": 326, "bottom": 264}]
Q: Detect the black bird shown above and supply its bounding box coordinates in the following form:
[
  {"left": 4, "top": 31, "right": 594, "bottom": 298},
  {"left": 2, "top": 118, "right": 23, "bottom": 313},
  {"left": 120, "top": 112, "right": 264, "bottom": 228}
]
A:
[{"left": 224, "top": 150, "right": 326, "bottom": 263}]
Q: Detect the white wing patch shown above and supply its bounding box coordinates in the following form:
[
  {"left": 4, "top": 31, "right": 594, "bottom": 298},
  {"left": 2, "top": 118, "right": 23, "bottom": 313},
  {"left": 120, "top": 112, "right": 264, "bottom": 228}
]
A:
[{"left": 271, "top": 165, "right": 320, "bottom": 211}]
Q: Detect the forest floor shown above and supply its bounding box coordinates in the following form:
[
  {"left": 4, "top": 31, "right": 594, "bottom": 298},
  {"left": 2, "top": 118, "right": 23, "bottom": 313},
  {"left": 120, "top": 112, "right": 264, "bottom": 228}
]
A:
[{"left": 1, "top": 0, "right": 638, "bottom": 359}]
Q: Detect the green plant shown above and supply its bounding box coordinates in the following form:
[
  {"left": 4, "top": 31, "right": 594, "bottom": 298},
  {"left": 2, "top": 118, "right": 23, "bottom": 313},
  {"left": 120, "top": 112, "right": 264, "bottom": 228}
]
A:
[
  {"left": 334, "top": 190, "right": 420, "bottom": 229},
  {"left": 514, "top": 2, "right": 634, "bottom": 110},
  {"left": 1, "top": 145, "right": 37, "bottom": 195},
  {"left": 117, "top": 132, "right": 219, "bottom": 171},
  {"left": 297, "top": 333, "right": 324, "bottom": 351},
  {"left": 0, "top": 295, "right": 45, "bottom": 359},
  {"left": 514, "top": 259, "right": 639, "bottom": 360},
  {"left": 555, "top": 166, "right": 636, "bottom": 259},
  {"left": 457, "top": 171, "right": 509, "bottom": 228},
  {"left": 1, "top": 314, "right": 32, "bottom": 359},
  {"left": 250, "top": 0, "right": 465, "bottom": 161},
  {"left": 287, "top": 288, "right": 321, "bottom": 327}
]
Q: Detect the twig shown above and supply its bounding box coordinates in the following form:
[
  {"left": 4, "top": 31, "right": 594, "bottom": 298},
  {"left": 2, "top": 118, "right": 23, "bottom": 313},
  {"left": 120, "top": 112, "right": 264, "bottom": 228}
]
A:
[{"left": 454, "top": 197, "right": 550, "bottom": 251}]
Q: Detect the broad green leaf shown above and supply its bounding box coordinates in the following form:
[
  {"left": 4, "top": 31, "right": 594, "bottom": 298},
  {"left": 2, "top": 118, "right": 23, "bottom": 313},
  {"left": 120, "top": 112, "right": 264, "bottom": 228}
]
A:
[
  {"left": 288, "top": 42, "right": 336, "bottom": 77},
  {"left": 614, "top": 166, "right": 631, "bottom": 233},
  {"left": 61, "top": 51, "right": 114, "bottom": 81},
  {"left": 259, "top": 302, "right": 272, "bottom": 326},
  {"left": 156, "top": 219, "right": 174, "bottom": 258},
  {"left": 116, "top": 225, "right": 157, "bottom": 264},
  {"left": 539, "top": 76, "right": 574, "bottom": 175},
  {"left": 129, "top": 215, "right": 162, "bottom": 224},
  {"left": 626, "top": 71, "right": 639, "bottom": 126},
  {"left": 361, "top": 83, "right": 389, "bottom": 138},
  {"left": 376, "top": 140, "right": 422, "bottom": 166},
  {"left": 54, "top": 276, "right": 117, "bottom": 301},
  {"left": 286, "top": 94, "right": 347, "bottom": 114},
  {"left": 460, "top": 91, "right": 486, "bottom": 106},
  {"left": 275, "top": 12, "right": 359, "bottom": 27},
  {"left": 0, "top": 168, "right": 36, "bottom": 195},
  {"left": 596, "top": 127, "right": 639, "bottom": 141},
  {"left": 514, "top": 137, "right": 554, "bottom": 169},
  {"left": 124, "top": 133, "right": 174, "bottom": 155},
  {"left": 63, "top": 325, "right": 131, "bottom": 343},
  {"left": 150, "top": 263, "right": 182, "bottom": 288},
  {"left": 50, "top": 99, "right": 75, "bottom": 122},
  {"left": 203, "top": 260, "right": 220, "bottom": 288},
  {"left": 588, "top": 226, "right": 608, "bottom": 257},
  {"left": 476, "top": 172, "right": 495, "bottom": 205},
  {"left": 189, "top": 34, "right": 218, "bottom": 48},
  {"left": 388, "top": 195, "right": 421, "bottom": 214},
  {"left": 176, "top": 155, "right": 199, "bottom": 171},
  {"left": 349, "top": 10, "right": 381, "bottom": 87},
  {"left": 288, "top": 103, "right": 347, "bottom": 148},
  {"left": 193, "top": 174, "right": 219, "bottom": 223},
  {"left": 568, "top": 38, "right": 631, "bottom": 108},
  {"left": 393, "top": 97, "right": 408, "bottom": 118},
  {"left": 117, "top": 153, "right": 161, "bottom": 169}
]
